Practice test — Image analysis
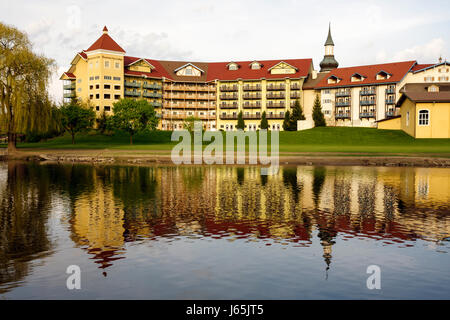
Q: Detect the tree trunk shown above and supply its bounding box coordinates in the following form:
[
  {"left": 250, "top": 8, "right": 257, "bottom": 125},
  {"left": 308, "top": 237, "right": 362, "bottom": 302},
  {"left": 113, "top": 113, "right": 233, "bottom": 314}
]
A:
[
  {"left": 130, "top": 134, "right": 133, "bottom": 145},
  {"left": 7, "top": 132, "right": 17, "bottom": 153},
  {"left": 71, "top": 132, "right": 75, "bottom": 144}
]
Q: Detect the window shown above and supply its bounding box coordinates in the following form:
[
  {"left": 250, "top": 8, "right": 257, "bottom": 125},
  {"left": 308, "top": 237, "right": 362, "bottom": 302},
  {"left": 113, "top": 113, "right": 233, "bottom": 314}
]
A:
[
  {"left": 104, "top": 84, "right": 111, "bottom": 89},
  {"left": 114, "top": 85, "right": 121, "bottom": 90},
  {"left": 424, "top": 76, "right": 434, "bottom": 82},
  {"left": 406, "top": 111, "right": 409, "bottom": 126},
  {"left": 113, "top": 76, "right": 121, "bottom": 81},
  {"left": 89, "top": 85, "right": 93, "bottom": 90},
  {"left": 95, "top": 76, "right": 99, "bottom": 80},
  {"left": 105, "top": 61, "right": 110, "bottom": 68},
  {"left": 89, "top": 76, "right": 94, "bottom": 81},
  {"left": 104, "top": 106, "right": 111, "bottom": 111},
  {"left": 77, "top": 79, "right": 82, "bottom": 83},
  {"left": 96, "top": 106, "right": 100, "bottom": 111},
  {"left": 115, "top": 62, "right": 120, "bottom": 69},
  {"left": 185, "top": 68, "right": 192, "bottom": 75},
  {"left": 438, "top": 76, "right": 449, "bottom": 81},
  {"left": 96, "top": 94, "right": 100, "bottom": 99},
  {"left": 104, "top": 76, "right": 112, "bottom": 80},
  {"left": 323, "top": 90, "right": 330, "bottom": 94},
  {"left": 114, "top": 95, "right": 121, "bottom": 100},
  {"left": 89, "top": 94, "right": 93, "bottom": 99},
  {"left": 418, "top": 110, "right": 429, "bottom": 125},
  {"left": 104, "top": 94, "right": 111, "bottom": 99}
]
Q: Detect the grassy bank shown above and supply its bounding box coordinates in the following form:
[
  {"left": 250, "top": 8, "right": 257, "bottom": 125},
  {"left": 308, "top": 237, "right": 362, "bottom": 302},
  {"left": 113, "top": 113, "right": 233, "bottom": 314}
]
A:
[{"left": 4, "top": 127, "right": 450, "bottom": 154}]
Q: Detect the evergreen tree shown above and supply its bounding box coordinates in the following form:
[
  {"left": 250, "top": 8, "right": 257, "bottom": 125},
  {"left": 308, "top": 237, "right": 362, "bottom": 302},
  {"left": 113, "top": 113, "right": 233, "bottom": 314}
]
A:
[
  {"left": 289, "top": 99, "right": 305, "bottom": 130},
  {"left": 236, "top": 111, "right": 245, "bottom": 130},
  {"left": 260, "top": 111, "right": 269, "bottom": 130},
  {"left": 282, "top": 110, "right": 291, "bottom": 131},
  {"left": 312, "top": 94, "right": 326, "bottom": 127}
]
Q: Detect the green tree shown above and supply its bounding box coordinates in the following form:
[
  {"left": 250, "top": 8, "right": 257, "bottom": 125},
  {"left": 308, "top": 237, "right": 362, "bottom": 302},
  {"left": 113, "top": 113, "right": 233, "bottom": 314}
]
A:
[
  {"left": 96, "top": 111, "right": 110, "bottom": 134},
  {"left": 0, "top": 22, "right": 55, "bottom": 153},
  {"left": 60, "top": 100, "right": 96, "bottom": 144},
  {"left": 260, "top": 111, "right": 269, "bottom": 130},
  {"left": 236, "top": 111, "right": 245, "bottom": 130},
  {"left": 282, "top": 110, "right": 291, "bottom": 131},
  {"left": 110, "top": 98, "right": 159, "bottom": 144},
  {"left": 289, "top": 99, "right": 306, "bottom": 130},
  {"left": 312, "top": 94, "right": 326, "bottom": 127},
  {"left": 183, "top": 116, "right": 201, "bottom": 132}
]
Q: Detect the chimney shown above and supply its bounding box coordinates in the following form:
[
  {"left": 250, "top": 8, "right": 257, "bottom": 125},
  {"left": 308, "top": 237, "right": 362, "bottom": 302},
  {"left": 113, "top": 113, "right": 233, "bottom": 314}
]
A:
[{"left": 312, "top": 70, "right": 318, "bottom": 79}]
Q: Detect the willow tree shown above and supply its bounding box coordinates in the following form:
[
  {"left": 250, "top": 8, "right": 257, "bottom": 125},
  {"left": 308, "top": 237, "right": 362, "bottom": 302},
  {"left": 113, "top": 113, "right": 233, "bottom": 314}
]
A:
[{"left": 0, "top": 22, "right": 55, "bottom": 153}]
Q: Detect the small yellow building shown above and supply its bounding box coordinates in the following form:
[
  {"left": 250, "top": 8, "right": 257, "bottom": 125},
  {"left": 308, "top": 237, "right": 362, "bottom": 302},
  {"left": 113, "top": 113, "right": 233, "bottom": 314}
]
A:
[{"left": 377, "top": 83, "right": 450, "bottom": 138}]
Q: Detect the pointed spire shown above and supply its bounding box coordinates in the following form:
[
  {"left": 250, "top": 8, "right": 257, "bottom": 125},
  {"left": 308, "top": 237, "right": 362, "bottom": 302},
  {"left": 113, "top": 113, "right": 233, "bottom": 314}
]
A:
[
  {"left": 324, "top": 22, "right": 334, "bottom": 46},
  {"left": 103, "top": 26, "right": 108, "bottom": 34}
]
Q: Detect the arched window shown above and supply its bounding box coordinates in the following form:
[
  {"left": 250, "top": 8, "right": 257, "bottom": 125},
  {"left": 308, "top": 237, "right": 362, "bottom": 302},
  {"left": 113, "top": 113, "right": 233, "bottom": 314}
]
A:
[{"left": 418, "top": 110, "right": 429, "bottom": 126}]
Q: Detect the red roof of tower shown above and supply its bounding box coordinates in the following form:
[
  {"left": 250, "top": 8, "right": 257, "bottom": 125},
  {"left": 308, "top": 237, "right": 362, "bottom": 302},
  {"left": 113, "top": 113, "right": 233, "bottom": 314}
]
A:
[{"left": 85, "top": 27, "right": 125, "bottom": 53}]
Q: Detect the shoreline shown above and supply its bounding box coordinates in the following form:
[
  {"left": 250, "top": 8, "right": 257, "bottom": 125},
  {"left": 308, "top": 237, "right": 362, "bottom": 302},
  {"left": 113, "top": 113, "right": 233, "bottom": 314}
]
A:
[{"left": 1, "top": 149, "right": 450, "bottom": 167}]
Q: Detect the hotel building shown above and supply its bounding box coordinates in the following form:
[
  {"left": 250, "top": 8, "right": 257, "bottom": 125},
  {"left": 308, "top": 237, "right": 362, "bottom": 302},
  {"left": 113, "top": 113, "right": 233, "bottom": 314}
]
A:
[{"left": 61, "top": 26, "right": 449, "bottom": 131}]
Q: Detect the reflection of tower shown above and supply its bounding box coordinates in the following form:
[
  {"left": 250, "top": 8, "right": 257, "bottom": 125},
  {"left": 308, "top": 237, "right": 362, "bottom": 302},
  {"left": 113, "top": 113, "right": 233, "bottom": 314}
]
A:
[{"left": 317, "top": 224, "right": 337, "bottom": 279}]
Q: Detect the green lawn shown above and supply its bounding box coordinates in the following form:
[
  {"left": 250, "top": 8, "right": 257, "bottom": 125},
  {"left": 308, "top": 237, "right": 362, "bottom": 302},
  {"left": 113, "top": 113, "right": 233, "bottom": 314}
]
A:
[{"left": 5, "top": 127, "right": 450, "bottom": 154}]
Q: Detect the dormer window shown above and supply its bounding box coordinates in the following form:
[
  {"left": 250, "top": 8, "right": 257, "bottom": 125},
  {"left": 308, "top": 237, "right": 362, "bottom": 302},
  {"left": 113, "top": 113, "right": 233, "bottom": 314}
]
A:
[
  {"left": 428, "top": 85, "right": 439, "bottom": 92},
  {"left": 174, "top": 63, "right": 204, "bottom": 77},
  {"left": 376, "top": 70, "right": 392, "bottom": 80},
  {"left": 351, "top": 73, "right": 365, "bottom": 82},
  {"left": 249, "top": 61, "right": 262, "bottom": 70},
  {"left": 227, "top": 62, "right": 239, "bottom": 70},
  {"left": 327, "top": 75, "right": 341, "bottom": 84}
]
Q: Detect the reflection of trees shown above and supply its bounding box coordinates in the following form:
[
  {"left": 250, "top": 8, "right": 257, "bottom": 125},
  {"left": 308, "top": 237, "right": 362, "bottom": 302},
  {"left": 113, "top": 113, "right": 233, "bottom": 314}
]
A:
[
  {"left": 0, "top": 162, "right": 52, "bottom": 293},
  {"left": 333, "top": 177, "right": 351, "bottom": 215},
  {"left": 358, "top": 183, "right": 375, "bottom": 217},
  {"left": 312, "top": 167, "right": 326, "bottom": 207}
]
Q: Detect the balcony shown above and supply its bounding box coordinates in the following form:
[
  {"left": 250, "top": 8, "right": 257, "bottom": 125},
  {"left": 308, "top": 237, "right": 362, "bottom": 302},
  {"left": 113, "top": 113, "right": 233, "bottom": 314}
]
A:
[
  {"left": 290, "top": 92, "right": 301, "bottom": 99},
  {"left": 266, "top": 113, "right": 285, "bottom": 119},
  {"left": 290, "top": 84, "right": 301, "bottom": 90},
  {"left": 220, "top": 114, "right": 238, "bottom": 120},
  {"left": 63, "top": 83, "right": 75, "bottom": 90},
  {"left": 386, "top": 87, "right": 395, "bottom": 94},
  {"left": 151, "top": 102, "right": 162, "bottom": 108},
  {"left": 63, "top": 92, "right": 75, "bottom": 98},
  {"left": 267, "top": 102, "right": 285, "bottom": 108},
  {"left": 243, "top": 93, "right": 261, "bottom": 100},
  {"left": 196, "top": 94, "right": 216, "bottom": 100},
  {"left": 335, "top": 113, "right": 351, "bottom": 119},
  {"left": 125, "top": 81, "right": 141, "bottom": 88},
  {"left": 385, "top": 109, "right": 398, "bottom": 117},
  {"left": 220, "top": 94, "right": 238, "bottom": 100},
  {"left": 243, "top": 114, "right": 261, "bottom": 120},
  {"left": 143, "top": 92, "right": 162, "bottom": 98},
  {"left": 360, "top": 100, "right": 375, "bottom": 106},
  {"left": 336, "top": 91, "right": 350, "bottom": 97},
  {"left": 143, "top": 83, "right": 162, "bottom": 90},
  {"left": 266, "top": 93, "right": 285, "bottom": 99},
  {"left": 124, "top": 90, "right": 141, "bottom": 97},
  {"left": 360, "top": 112, "right": 375, "bottom": 118},
  {"left": 335, "top": 101, "right": 350, "bottom": 107},
  {"left": 196, "top": 85, "right": 215, "bottom": 91},
  {"left": 243, "top": 85, "right": 261, "bottom": 91},
  {"left": 220, "top": 85, "right": 238, "bottom": 92},
  {"left": 385, "top": 99, "right": 395, "bottom": 105},
  {"left": 243, "top": 102, "right": 261, "bottom": 109},
  {"left": 360, "top": 89, "right": 376, "bottom": 96},
  {"left": 266, "top": 84, "right": 285, "bottom": 91},
  {"left": 220, "top": 103, "right": 238, "bottom": 109}
]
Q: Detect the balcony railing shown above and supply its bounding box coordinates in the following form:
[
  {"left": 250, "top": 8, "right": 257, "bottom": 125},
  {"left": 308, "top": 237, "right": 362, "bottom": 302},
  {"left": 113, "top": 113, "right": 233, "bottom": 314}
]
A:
[
  {"left": 220, "top": 85, "right": 238, "bottom": 92},
  {"left": 63, "top": 83, "right": 75, "bottom": 90},
  {"left": 266, "top": 84, "right": 285, "bottom": 91},
  {"left": 267, "top": 102, "right": 285, "bottom": 108},
  {"left": 243, "top": 93, "right": 261, "bottom": 99},
  {"left": 125, "top": 81, "right": 141, "bottom": 88},
  {"left": 385, "top": 110, "right": 396, "bottom": 117},
  {"left": 290, "top": 92, "right": 301, "bottom": 99},
  {"left": 385, "top": 99, "right": 395, "bottom": 105},
  {"left": 360, "top": 100, "right": 375, "bottom": 106},
  {"left": 243, "top": 102, "right": 261, "bottom": 109},
  {"left": 63, "top": 92, "right": 75, "bottom": 98},
  {"left": 220, "top": 94, "right": 238, "bottom": 100},
  {"left": 335, "top": 101, "right": 350, "bottom": 107},
  {"left": 266, "top": 113, "right": 285, "bottom": 119},
  {"left": 143, "top": 83, "right": 162, "bottom": 90},
  {"left": 243, "top": 85, "right": 261, "bottom": 91},
  {"left": 220, "top": 103, "right": 238, "bottom": 109},
  {"left": 360, "top": 89, "right": 376, "bottom": 96},
  {"left": 151, "top": 102, "right": 162, "bottom": 108},
  {"left": 266, "top": 93, "right": 285, "bottom": 99},
  {"left": 143, "top": 92, "right": 162, "bottom": 98},
  {"left": 336, "top": 91, "right": 351, "bottom": 97},
  {"left": 386, "top": 87, "right": 395, "bottom": 94},
  {"left": 220, "top": 114, "right": 238, "bottom": 120},
  {"left": 124, "top": 90, "right": 141, "bottom": 97},
  {"left": 290, "top": 84, "right": 301, "bottom": 90},
  {"left": 243, "top": 114, "right": 261, "bottom": 120},
  {"left": 360, "top": 112, "right": 375, "bottom": 118},
  {"left": 335, "top": 113, "right": 351, "bottom": 119}
]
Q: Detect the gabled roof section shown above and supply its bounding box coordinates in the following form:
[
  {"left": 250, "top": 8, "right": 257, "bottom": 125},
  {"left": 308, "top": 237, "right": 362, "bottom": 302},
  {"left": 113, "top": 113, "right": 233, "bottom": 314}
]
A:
[
  {"left": 267, "top": 61, "right": 298, "bottom": 71},
  {"left": 328, "top": 74, "right": 341, "bottom": 80},
  {"left": 315, "top": 60, "right": 416, "bottom": 88},
  {"left": 412, "top": 61, "right": 450, "bottom": 73},
  {"left": 376, "top": 70, "right": 392, "bottom": 76},
  {"left": 59, "top": 72, "right": 76, "bottom": 80},
  {"left": 226, "top": 62, "right": 240, "bottom": 67},
  {"left": 351, "top": 72, "right": 365, "bottom": 78},
  {"left": 123, "top": 56, "right": 172, "bottom": 79},
  {"left": 86, "top": 27, "right": 126, "bottom": 53},
  {"left": 126, "top": 58, "right": 155, "bottom": 69},
  {"left": 173, "top": 63, "right": 205, "bottom": 74}
]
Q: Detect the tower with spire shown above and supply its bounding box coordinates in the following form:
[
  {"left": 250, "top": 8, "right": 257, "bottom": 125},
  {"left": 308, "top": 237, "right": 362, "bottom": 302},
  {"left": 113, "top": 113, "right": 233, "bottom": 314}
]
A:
[{"left": 319, "top": 23, "right": 339, "bottom": 72}]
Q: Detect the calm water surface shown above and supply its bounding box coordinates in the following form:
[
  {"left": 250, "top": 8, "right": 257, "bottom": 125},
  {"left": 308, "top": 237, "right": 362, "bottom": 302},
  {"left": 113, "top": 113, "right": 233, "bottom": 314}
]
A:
[{"left": 0, "top": 162, "right": 449, "bottom": 299}]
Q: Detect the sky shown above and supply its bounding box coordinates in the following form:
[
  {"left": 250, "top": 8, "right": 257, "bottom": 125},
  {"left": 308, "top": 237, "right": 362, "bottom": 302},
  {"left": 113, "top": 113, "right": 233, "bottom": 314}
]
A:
[{"left": 0, "top": 0, "right": 449, "bottom": 102}]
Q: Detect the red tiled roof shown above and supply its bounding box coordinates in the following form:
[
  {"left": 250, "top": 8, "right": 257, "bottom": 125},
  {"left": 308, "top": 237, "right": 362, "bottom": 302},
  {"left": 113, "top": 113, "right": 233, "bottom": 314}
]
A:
[
  {"left": 314, "top": 61, "right": 416, "bottom": 89},
  {"left": 206, "top": 59, "right": 313, "bottom": 81},
  {"left": 124, "top": 56, "right": 172, "bottom": 79},
  {"left": 86, "top": 32, "right": 125, "bottom": 53},
  {"left": 79, "top": 51, "right": 87, "bottom": 59},
  {"left": 64, "top": 72, "right": 76, "bottom": 79},
  {"left": 411, "top": 63, "right": 433, "bottom": 72}
]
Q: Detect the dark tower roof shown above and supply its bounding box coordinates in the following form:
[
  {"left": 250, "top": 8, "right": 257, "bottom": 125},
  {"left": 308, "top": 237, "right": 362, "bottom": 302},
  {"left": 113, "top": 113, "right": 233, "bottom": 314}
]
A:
[
  {"left": 320, "top": 23, "right": 339, "bottom": 72},
  {"left": 324, "top": 23, "right": 334, "bottom": 46}
]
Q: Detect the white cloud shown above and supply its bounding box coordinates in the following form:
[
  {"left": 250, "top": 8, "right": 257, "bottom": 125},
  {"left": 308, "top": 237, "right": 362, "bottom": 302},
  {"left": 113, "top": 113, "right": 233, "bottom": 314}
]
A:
[{"left": 376, "top": 38, "right": 446, "bottom": 64}]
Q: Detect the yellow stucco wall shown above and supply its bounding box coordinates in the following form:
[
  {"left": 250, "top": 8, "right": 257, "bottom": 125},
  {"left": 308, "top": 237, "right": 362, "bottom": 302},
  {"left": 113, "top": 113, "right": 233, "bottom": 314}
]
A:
[
  {"left": 415, "top": 102, "right": 450, "bottom": 138},
  {"left": 377, "top": 117, "right": 401, "bottom": 130},
  {"left": 400, "top": 98, "right": 416, "bottom": 137}
]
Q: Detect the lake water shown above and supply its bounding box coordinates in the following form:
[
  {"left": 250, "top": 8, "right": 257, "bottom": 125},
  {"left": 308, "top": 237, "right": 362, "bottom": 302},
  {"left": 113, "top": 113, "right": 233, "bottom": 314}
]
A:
[{"left": 0, "top": 162, "right": 449, "bottom": 299}]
